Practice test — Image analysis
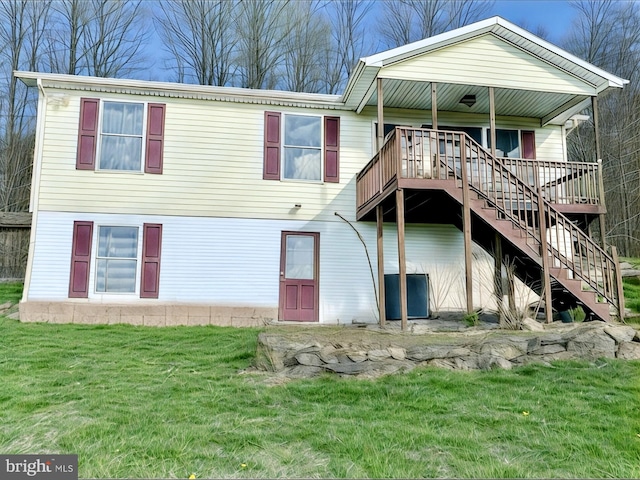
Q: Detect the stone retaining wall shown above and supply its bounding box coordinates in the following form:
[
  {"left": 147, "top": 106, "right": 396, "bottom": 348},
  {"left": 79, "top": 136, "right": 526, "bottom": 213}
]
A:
[{"left": 255, "top": 322, "right": 640, "bottom": 379}]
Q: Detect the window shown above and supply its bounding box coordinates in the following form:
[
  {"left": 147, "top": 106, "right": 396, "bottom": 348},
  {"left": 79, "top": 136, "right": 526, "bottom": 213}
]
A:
[
  {"left": 68, "top": 221, "right": 163, "bottom": 298},
  {"left": 263, "top": 111, "right": 339, "bottom": 183},
  {"left": 99, "top": 102, "right": 144, "bottom": 171},
  {"left": 76, "top": 98, "right": 165, "bottom": 173},
  {"left": 283, "top": 114, "right": 322, "bottom": 181},
  {"left": 96, "top": 226, "right": 139, "bottom": 293},
  {"left": 488, "top": 129, "right": 520, "bottom": 158}
]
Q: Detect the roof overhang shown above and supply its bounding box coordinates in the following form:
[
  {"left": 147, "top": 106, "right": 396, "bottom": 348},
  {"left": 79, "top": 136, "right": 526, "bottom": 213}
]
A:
[
  {"left": 342, "top": 16, "right": 628, "bottom": 124},
  {"left": 16, "top": 71, "right": 348, "bottom": 110}
]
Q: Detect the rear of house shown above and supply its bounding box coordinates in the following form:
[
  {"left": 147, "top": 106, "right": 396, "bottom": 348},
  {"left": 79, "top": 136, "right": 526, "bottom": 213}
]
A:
[{"left": 17, "top": 17, "right": 627, "bottom": 326}]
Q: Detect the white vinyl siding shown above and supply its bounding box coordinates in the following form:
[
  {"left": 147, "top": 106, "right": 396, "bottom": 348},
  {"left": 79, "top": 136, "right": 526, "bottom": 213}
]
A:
[
  {"left": 380, "top": 34, "right": 596, "bottom": 96},
  {"left": 28, "top": 212, "right": 484, "bottom": 322}
]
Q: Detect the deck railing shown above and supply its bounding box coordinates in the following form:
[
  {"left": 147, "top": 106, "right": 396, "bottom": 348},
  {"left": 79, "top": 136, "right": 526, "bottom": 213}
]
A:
[
  {"left": 356, "top": 127, "right": 618, "bottom": 308},
  {"left": 356, "top": 128, "right": 603, "bottom": 210}
]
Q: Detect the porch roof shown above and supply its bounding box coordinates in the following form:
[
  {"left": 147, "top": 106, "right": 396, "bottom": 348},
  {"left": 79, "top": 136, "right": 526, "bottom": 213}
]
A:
[{"left": 342, "top": 16, "right": 628, "bottom": 125}]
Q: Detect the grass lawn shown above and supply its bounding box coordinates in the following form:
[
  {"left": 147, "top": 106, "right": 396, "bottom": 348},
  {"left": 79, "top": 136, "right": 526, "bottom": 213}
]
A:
[{"left": 1, "top": 283, "right": 640, "bottom": 478}]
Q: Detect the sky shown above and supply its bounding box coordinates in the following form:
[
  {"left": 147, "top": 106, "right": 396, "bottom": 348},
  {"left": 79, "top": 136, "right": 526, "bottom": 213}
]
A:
[{"left": 487, "top": 0, "right": 577, "bottom": 42}]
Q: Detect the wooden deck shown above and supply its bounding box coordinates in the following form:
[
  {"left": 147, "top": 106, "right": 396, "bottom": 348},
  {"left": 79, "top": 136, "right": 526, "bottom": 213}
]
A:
[
  {"left": 356, "top": 127, "right": 623, "bottom": 322},
  {"left": 357, "top": 127, "right": 605, "bottom": 221}
]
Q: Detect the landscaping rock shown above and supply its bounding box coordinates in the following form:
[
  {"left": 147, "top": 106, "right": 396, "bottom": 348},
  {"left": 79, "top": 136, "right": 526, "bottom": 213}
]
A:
[
  {"left": 368, "top": 349, "right": 391, "bottom": 361},
  {"left": 621, "top": 269, "right": 640, "bottom": 278},
  {"left": 530, "top": 344, "right": 566, "bottom": 355},
  {"left": 604, "top": 326, "right": 637, "bottom": 344},
  {"left": 346, "top": 351, "right": 368, "bottom": 363},
  {"left": 567, "top": 329, "right": 616, "bottom": 359},
  {"left": 254, "top": 321, "right": 638, "bottom": 379},
  {"left": 406, "top": 345, "right": 472, "bottom": 361},
  {"left": 617, "top": 342, "right": 640, "bottom": 360},
  {"left": 323, "top": 362, "right": 373, "bottom": 375},
  {"left": 388, "top": 346, "right": 406, "bottom": 360},
  {"left": 477, "top": 354, "right": 513, "bottom": 370},
  {"left": 295, "top": 353, "right": 324, "bottom": 367},
  {"left": 521, "top": 317, "right": 545, "bottom": 332},
  {"left": 478, "top": 340, "right": 528, "bottom": 360}
]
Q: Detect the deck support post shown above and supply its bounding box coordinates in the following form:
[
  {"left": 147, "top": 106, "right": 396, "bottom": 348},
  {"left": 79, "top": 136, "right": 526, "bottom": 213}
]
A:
[
  {"left": 377, "top": 78, "right": 384, "bottom": 150},
  {"left": 592, "top": 97, "right": 607, "bottom": 247},
  {"left": 396, "top": 189, "right": 408, "bottom": 331},
  {"left": 611, "top": 246, "right": 626, "bottom": 322},
  {"left": 537, "top": 187, "right": 553, "bottom": 323},
  {"left": 494, "top": 233, "right": 503, "bottom": 324},
  {"left": 431, "top": 82, "right": 438, "bottom": 129},
  {"left": 377, "top": 205, "right": 386, "bottom": 327},
  {"left": 461, "top": 144, "right": 473, "bottom": 315},
  {"left": 489, "top": 87, "right": 497, "bottom": 158}
]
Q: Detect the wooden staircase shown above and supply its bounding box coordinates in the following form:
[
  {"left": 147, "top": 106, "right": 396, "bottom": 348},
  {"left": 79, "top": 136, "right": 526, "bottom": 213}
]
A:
[{"left": 430, "top": 129, "right": 619, "bottom": 321}]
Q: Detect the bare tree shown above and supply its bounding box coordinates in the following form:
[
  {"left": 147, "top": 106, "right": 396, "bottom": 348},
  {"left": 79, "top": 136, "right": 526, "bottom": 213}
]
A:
[
  {"left": 155, "top": 0, "right": 238, "bottom": 85},
  {"left": 281, "top": 1, "right": 331, "bottom": 92},
  {"left": 324, "top": 0, "right": 373, "bottom": 94},
  {"left": 0, "top": 0, "right": 50, "bottom": 211},
  {"left": 564, "top": 0, "right": 640, "bottom": 255},
  {"left": 236, "top": 0, "right": 294, "bottom": 90},
  {"left": 378, "top": 0, "right": 493, "bottom": 48},
  {"left": 48, "top": 0, "right": 148, "bottom": 78}
]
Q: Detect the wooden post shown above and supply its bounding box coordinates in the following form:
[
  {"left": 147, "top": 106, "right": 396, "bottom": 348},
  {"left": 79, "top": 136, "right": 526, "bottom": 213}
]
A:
[
  {"left": 597, "top": 158, "right": 607, "bottom": 246},
  {"left": 377, "top": 78, "right": 384, "bottom": 151},
  {"left": 396, "top": 189, "right": 408, "bottom": 331},
  {"left": 611, "top": 246, "right": 626, "bottom": 322},
  {"left": 537, "top": 187, "right": 553, "bottom": 323},
  {"left": 461, "top": 143, "right": 473, "bottom": 314},
  {"left": 592, "top": 97, "right": 607, "bottom": 246},
  {"left": 431, "top": 82, "right": 438, "bottom": 130},
  {"left": 592, "top": 97, "right": 601, "bottom": 161},
  {"left": 489, "top": 87, "right": 497, "bottom": 158},
  {"left": 494, "top": 233, "right": 503, "bottom": 324},
  {"left": 377, "top": 205, "right": 386, "bottom": 327}
]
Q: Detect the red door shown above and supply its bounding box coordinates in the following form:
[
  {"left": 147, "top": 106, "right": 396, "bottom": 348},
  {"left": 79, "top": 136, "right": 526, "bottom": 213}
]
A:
[{"left": 279, "top": 232, "right": 319, "bottom": 322}]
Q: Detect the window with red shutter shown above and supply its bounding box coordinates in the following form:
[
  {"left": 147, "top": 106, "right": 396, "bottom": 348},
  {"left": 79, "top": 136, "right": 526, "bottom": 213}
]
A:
[
  {"left": 140, "top": 223, "right": 162, "bottom": 298},
  {"left": 76, "top": 99, "right": 166, "bottom": 173},
  {"left": 76, "top": 99, "right": 100, "bottom": 170},
  {"left": 69, "top": 221, "right": 94, "bottom": 298},
  {"left": 324, "top": 116, "right": 340, "bottom": 183}
]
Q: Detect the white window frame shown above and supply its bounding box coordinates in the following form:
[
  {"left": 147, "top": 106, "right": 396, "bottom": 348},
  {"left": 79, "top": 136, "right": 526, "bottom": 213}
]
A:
[
  {"left": 92, "top": 224, "right": 143, "bottom": 296},
  {"left": 96, "top": 99, "right": 148, "bottom": 172},
  {"left": 281, "top": 113, "right": 323, "bottom": 183}
]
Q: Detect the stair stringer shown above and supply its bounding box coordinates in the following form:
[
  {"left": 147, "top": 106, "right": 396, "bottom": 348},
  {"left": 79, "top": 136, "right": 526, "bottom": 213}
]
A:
[{"left": 440, "top": 185, "right": 611, "bottom": 321}]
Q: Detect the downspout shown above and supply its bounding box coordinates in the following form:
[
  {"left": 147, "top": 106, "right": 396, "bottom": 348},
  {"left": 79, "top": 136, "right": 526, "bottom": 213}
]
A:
[{"left": 21, "top": 78, "right": 46, "bottom": 302}]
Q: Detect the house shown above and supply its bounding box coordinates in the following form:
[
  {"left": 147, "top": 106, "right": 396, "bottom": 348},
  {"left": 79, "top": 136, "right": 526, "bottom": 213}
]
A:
[{"left": 16, "top": 17, "right": 627, "bottom": 328}]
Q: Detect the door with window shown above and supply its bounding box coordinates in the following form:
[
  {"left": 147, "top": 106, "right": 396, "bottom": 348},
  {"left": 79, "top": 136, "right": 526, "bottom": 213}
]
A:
[{"left": 279, "top": 232, "right": 319, "bottom": 322}]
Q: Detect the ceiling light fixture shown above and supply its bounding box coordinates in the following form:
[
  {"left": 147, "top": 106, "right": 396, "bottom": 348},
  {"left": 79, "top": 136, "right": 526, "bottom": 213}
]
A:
[{"left": 459, "top": 94, "right": 476, "bottom": 107}]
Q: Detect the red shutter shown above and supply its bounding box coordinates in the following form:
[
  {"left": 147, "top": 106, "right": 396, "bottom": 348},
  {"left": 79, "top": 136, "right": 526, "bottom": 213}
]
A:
[
  {"left": 140, "top": 223, "right": 162, "bottom": 298},
  {"left": 76, "top": 98, "right": 99, "bottom": 170},
  {"left": 69, "top": 221, "right": 94, "bottom": 298},
  {"left": 324, "top": 116, "right": 340, "bottom": 183},
  {"left": 263, "top": 111, "right": 281, "bottom": 180},
  {"left": 521, "top": 130, "right": 536, "bottom": 159},
  {"left": 145, "top": 103, "right": 166, "bottom": 174}
]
